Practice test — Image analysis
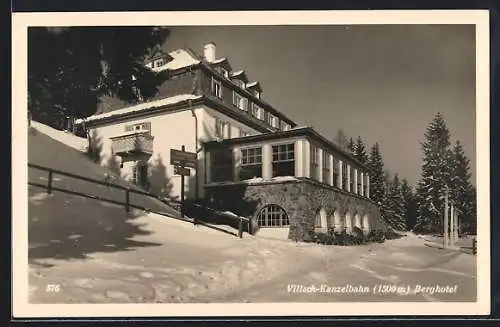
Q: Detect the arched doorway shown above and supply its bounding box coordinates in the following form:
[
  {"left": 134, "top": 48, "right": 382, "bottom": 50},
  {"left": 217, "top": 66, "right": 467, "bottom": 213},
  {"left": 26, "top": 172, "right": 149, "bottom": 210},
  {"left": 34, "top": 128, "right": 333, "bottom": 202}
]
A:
[
  {"left": 257, "top": 204, "right": 290, "bottom": 228},
  {"left": 345, "top": 212, "right": 353, "bottom": 234},
  {"left": 363, "top": 214, "right": 370, "bottom": 235},
  {"left": 333, "top": 209, "right": 342, "bottom": 233},
  {"left": 315, "top": 208, "right": 328, "bottom": 233},
  {"left": 354, "top": 213, "right": 362, "bottom": 229}
]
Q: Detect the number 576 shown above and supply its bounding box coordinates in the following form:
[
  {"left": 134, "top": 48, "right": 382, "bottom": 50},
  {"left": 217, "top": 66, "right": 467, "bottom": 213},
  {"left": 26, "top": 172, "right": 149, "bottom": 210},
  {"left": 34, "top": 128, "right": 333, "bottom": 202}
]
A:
[{"left": 45, "top": 284, "right": 60, "bottom": 292}]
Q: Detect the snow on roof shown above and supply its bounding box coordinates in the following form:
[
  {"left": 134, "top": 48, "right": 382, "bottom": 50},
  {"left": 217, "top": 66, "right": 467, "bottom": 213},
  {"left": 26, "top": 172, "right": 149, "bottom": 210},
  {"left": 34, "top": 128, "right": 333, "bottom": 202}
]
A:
[
  {"left": 149, "top": 49, "right": 200, "bottom": 72},
  {"left": 75, "top": 94, "right": 202, "bottom": 124},
  {"left": 246, "top": 81, "right": 259, "bottom": 88},
  {"left": 165, "top": 49, "right": 200, "bottom": 70},
  {"left": 213, "top": 57, "right": 227, "bottom": 64},
  {"left": 230, "top": 70, "right": 245, "bottom": 77}
]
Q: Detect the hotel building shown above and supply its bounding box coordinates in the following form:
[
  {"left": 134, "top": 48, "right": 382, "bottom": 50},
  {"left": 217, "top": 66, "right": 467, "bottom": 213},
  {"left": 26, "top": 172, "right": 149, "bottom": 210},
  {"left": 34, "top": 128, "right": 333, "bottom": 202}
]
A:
[{"left": 75, "top": 42, "right": 385, "bottom": 241}]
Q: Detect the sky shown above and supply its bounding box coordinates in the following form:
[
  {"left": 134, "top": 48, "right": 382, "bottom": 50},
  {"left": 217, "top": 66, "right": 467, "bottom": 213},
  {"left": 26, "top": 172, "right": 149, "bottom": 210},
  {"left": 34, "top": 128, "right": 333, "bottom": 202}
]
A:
[{"left": 162, "top": 25, "right": 476, "bottom": 188}]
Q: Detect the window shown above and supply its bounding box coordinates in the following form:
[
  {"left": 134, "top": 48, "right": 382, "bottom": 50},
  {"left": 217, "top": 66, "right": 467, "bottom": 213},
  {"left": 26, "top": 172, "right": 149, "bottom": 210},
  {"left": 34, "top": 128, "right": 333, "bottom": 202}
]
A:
[
  {"left": 363, "top": 173, "right": 368, "bottom": 196},
  {"left": 234, "top": 79, "right": 245, "bottom": 88},
  {"left": 220, "top": 68, "right": 229, "bottom": 78},
  {"left": 211, "top": 78, "right": 222, "bottom": 98},
  {"left": 253, "top": 90, "right": 261, "bottom": 99},
  {"left": 132, "top": 162, "right": 148, "bottom": 188},
  {"left": 125, "top": 122, "right": 151, "bottom": 134},
  {"left": 349, "top": 166, "right": 355, "bottom": 192},
  {"left": 332, "top": 157, "right": 339, "bottom": 187},
  {"left": 257, "top": 205, "right": 289, "bottom": 227},
  {"left": 239, "top": 128, "right": 250, "bottom": 137},
  {"left": 233, "top": 92, "right": 248, "bottom": 111},
  {"left": 310, "top": 145, "right": 320, "bottom": 180},
  {"left": 272, "top": 143, "right": 295, "bottom": 177},
  {"left": 267, "top": 114, "right": 278, "bottom": 128},
  {"left": 211, "top": 148, "right": 233, "bottom": 182},
  {"left": 251, "top": 103, "right": 264, "bottom": 120},
  {"left": 155, "top": 59, "right": 165, "bottom": 67},
  {"left": 357, "top": 171, "right": 362, "bottom": 194},
  {"left": 215, "top": 118, "right": 225, "bottom": 139},
  {"left": 239, "top": 147, "right": 262, "bottom": 180},
  {"left": 341, "top": 162, "right": 348, "bottom": 190},
  {"left": 322, "top": 152, "right": 330, "bottom": 184},
  {"left": 280, "top": 121, "right": 291, "bottom": 131}
]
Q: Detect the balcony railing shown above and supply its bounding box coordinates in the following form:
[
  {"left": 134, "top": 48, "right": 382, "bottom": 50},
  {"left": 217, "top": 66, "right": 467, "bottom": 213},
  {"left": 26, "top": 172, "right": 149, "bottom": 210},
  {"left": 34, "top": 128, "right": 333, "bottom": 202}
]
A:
[{"left": 111, "top": 132, "right": 154, "bottom": 157}]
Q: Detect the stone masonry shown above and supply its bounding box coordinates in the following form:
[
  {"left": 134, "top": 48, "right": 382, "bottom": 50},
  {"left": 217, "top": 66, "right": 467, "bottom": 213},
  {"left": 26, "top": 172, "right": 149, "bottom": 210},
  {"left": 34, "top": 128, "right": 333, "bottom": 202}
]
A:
[{"left": 204, "top": 178, "right": 385, "bottom": 242}]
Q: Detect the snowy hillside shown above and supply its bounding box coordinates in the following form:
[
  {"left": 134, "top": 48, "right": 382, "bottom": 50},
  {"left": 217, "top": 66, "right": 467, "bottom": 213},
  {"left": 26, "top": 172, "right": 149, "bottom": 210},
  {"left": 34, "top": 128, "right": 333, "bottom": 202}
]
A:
[{"left": 31, "top": 121, "right": 88, "bottom": 152}]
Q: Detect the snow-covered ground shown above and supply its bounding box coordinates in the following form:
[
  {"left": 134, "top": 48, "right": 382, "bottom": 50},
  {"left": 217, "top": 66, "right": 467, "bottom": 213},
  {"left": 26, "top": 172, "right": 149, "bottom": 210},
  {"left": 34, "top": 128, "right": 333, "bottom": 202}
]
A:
[
  {"left": 30, "top": 121, "right": 88, "bottom": 152},
  {"left": 29, "top": 185, "right": 477, "bottom": 304},
  {"left": 27, "top": 122, "right": 477, "bottom": 304}
]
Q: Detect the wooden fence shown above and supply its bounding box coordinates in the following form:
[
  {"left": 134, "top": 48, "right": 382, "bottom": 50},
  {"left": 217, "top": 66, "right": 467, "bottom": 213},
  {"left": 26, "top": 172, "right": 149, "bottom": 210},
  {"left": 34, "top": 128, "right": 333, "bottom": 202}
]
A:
[{"left": 28, "top": 163, "right": 249, "bottom": 238}]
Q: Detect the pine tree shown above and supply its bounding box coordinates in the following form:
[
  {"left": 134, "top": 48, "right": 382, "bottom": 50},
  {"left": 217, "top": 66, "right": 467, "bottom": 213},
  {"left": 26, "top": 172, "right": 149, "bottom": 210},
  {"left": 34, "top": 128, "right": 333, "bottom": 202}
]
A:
[
  {"left": 353, "top": 136, "right": 369, "bottom": 165},
  {"left": 379, "top": 170, "right": 394, "bottom": 226},
  {"left": 387, "top": 174, "right": 407, "bottom": 231},
  {"left": 414, "top": 112, "right": 453, "bottom": 234},
  {"left": 28, "top": 26, "right": 170, "bottom": 128},
  {"left": 333, "top": 129, "right": 350, "bottom": 152},
  {"left": 401, "top": 178, "right": 417, "bottom": 230},
  {"left": 347, "top": 137, "right": 355, "bottom": 155},
  {"left": 450, "top": 140, "right": 476, "bottom": 235},
  {"left": 368, "top": 143, "right": 386, "bottom": 207}
]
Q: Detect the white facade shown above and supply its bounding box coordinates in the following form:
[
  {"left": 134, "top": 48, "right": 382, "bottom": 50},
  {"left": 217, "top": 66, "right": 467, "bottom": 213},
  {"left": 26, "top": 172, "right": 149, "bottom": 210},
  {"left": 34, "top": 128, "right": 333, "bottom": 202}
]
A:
[{"left": 86, "top": 101, "right": 260, "bottom": 200}]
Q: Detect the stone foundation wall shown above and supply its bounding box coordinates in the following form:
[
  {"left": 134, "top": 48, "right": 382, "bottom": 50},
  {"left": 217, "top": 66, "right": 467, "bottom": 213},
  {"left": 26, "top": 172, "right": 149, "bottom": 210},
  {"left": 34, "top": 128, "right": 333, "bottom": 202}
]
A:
[{"left": 204, "top": 178, "right": 385, "bottom": 241}]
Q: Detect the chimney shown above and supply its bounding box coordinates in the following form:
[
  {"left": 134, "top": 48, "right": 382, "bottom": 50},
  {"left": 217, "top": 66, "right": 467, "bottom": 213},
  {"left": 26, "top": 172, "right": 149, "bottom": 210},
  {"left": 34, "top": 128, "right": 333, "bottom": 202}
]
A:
[{"left": 203, "top": 42, "right": 216, "bottom": 63}]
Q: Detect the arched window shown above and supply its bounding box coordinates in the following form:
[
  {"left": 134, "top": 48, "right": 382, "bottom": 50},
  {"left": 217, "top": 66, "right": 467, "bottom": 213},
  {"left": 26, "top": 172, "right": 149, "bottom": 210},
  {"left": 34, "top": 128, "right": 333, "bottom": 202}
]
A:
[
  {"left": 257, "top": 205, "right": 289, "bottom": 227},
  {"left": 315, "top": 208, "right": 328, "bottom": 233}
]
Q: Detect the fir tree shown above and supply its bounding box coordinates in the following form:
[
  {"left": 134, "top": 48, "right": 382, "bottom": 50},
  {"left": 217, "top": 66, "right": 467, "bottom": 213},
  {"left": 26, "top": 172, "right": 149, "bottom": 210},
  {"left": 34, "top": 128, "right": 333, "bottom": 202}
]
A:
[
  {"left": 387, "top": 174, "right": 407, "bottom": 231},
  {"left": 28, "top": 26, "right": 170, "bottom": 129},
  {"left": 333, "top": 129, "right": 350, "bottom": 152},
  {"left": 414, "top": 112, "right": 453, "bottom": 234},
  {"left": 401, "top": 178, "right": 417, "bottom": 230},
  {"left": 368, "top": 143, "right": 386, "bottom": 207},
  {"left": 353, "top": 136, "right": 369, "bottom": 165},
  {"left": 450, "top": 140, "right": 476, "bottom": 235},
  {"left": 347, "top": 137, "right": 355, "bottom": 155}
]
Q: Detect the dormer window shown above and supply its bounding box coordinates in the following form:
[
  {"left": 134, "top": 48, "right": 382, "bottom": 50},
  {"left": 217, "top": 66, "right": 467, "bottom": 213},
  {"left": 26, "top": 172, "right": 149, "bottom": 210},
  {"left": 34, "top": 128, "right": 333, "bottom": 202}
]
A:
[
  {"left": 220, "top": 68, "right": 229, "bottom": 78},
  {"left": 234, "top": 79, "right": 245, "bottom": 88},
  {"left": 155, "top": 59, "right": 166, "bottom": 67},
  {"left": 251, "top": 103, "right": 264, "bottom": 120},
  {"left": 230, "top": 70, "right": 249, "bottom": 89},
  {"left": 254, "top": 90, "right": 261, "bottom": 99},
  {"left": 233, "top": 92, "right": 248, "bottom": 111},
  {"left": 211, "top": 77, "right": 222, "bottom": 98},
  {"left": 267, "top": 113, "right": 278, "bottom": 128},
  {"left": 280, "top": 121, "right": 291, "bottom": 131}
]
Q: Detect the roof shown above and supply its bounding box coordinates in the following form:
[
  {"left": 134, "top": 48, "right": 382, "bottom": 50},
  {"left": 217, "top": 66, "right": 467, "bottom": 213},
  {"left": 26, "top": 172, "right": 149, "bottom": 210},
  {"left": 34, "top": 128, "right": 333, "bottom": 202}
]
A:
[
  {"left": 146, "top": 48, "right": 173, "bottom": 62},
  {"left": 245, "top": 81, "right": 262, "bottom": 91},
  {"left": 213, "top": 57, "right": 227, "bottom": 64},
  {"left": 74, "top": 94, "right": 202, "bottom": 124},
  {"left": 147, "top": 49, "right": 200, "bottom": 72},
  {"left": 203, "top": 126, "right": 371, "bottom": 171},
  {"left": 230, "top": 70, "right": 248, "bottom": 82}
]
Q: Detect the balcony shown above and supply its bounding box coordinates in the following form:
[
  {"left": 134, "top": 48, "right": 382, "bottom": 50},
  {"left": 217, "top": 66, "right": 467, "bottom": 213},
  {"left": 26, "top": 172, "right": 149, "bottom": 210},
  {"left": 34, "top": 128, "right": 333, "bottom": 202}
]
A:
[{"left": 111, "top": 132, "right": 154, "bottom": 158}]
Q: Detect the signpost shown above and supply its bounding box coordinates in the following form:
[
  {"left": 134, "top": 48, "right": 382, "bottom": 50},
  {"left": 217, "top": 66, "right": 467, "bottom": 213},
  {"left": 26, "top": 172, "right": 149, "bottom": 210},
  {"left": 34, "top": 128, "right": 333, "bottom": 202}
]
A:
[
  {"left": 170, "top": 149, "right": 197, "bottom": 169},
  {"left": 171, "top": 146, "right": 197, "bottom": 217}
]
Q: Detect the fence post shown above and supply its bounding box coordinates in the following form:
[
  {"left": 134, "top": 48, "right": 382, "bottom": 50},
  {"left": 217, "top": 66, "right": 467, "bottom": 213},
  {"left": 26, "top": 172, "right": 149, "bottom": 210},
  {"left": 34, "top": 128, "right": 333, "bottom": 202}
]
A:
[
  {"left": 47, "top": 171, "right": 53, "bottom": 194},
  {"left": 125, "top": 188, "right": 130, "bottom": 212},
  {"left": 238, "top": 217, "right": 243, "bottom": 238},
  {"left": 472, "top": 237, "right": 477, "bottom": 255}
]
